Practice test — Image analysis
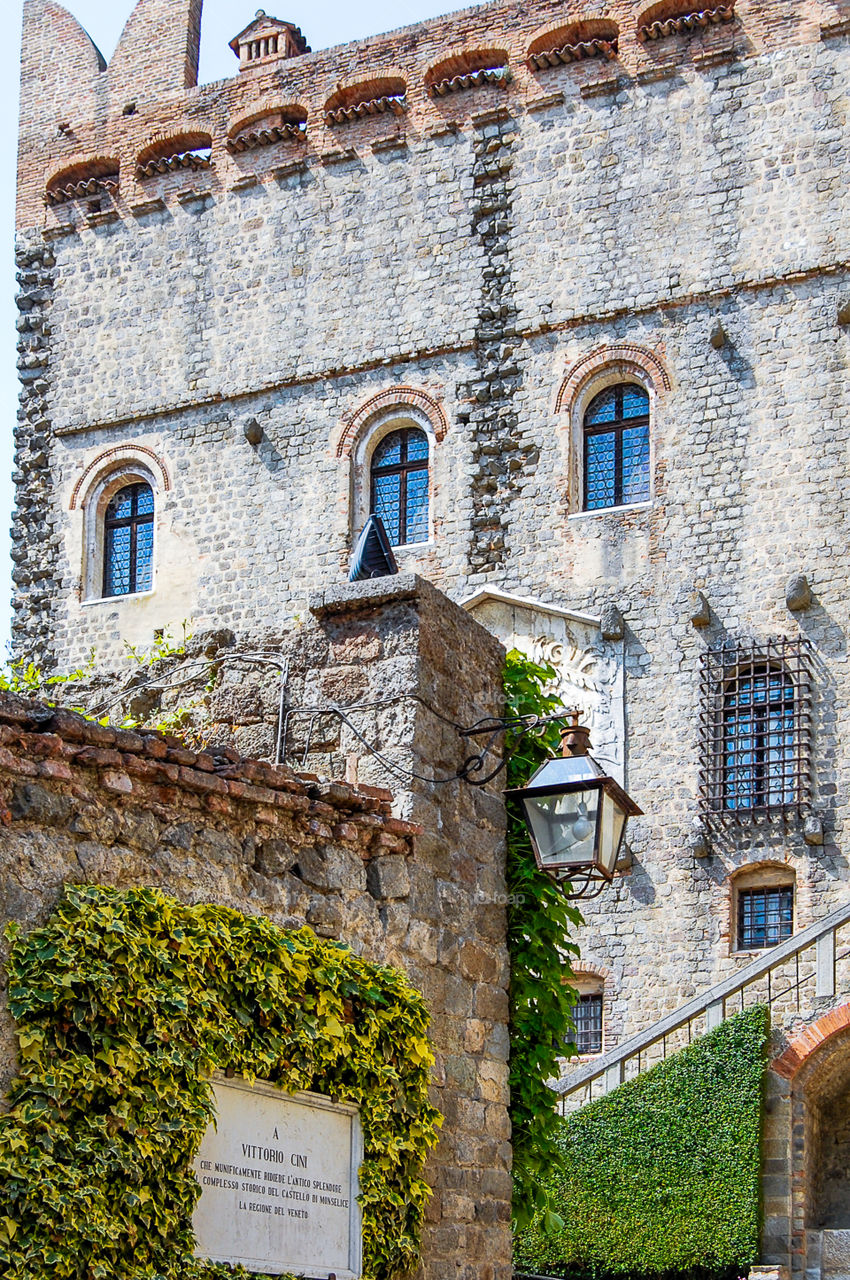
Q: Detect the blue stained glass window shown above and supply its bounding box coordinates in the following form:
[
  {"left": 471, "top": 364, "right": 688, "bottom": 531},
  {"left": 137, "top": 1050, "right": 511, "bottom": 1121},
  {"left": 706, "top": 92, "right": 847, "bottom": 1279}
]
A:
[
  {"left": 585, "top": 386, "right": 619, "bottom": 425},
  {"left": 722, "top": 665, "right": 796, "bottom": 810},
  {"left": 103, "top": 482, "right": 155, "bottom": 597},
  {"left": 373, "top": 434, "right": 403, "bottom": 467},
  {"left": 373, "top": 473, "right": 403, "bottom": 545},
  {"left": 583, "top": 383, "right": 650, "bottom": 511},
  {"left": 370, "top": 428, "right": 429, "bottom": 546},
  {"left": 585, "top": 433, "right": 617, "bottom": 511}
]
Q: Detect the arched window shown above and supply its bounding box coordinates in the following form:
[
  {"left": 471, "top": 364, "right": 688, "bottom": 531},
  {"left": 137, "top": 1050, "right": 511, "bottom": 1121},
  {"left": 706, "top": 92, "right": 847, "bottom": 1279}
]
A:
[
  {"left": 370, "top": 428, "right": 429, "bottom": 546},
  {"left": 722, "top": 664, "right": 796, "bottom": 811},
  {"left": 103, "top": 482, "right": 154, "bottom": 597},
  {"left": 583, "top": 383, "right": 650, "bottom": 511}
]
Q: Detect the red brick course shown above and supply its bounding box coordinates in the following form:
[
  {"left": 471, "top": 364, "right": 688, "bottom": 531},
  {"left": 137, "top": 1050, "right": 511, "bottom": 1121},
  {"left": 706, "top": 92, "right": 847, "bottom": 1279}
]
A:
[
  {"left": 0, "top": 689, "right": 421, "bottom": 853},
  {"left": 17, "top": 0, "right": 834, "bottom": 230}
]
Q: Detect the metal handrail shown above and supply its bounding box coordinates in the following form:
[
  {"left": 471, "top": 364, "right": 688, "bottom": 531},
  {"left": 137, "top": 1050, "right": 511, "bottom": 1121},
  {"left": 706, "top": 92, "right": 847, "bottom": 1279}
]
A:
[{"left": 558, "top": 897, "right": 850, "bottom": 1102}]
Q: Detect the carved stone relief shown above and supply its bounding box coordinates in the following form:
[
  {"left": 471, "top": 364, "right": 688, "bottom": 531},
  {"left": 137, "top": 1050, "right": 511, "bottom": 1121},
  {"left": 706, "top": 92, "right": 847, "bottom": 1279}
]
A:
[{"left": 464, "top": 592, "right": 625, "bottom": 782}]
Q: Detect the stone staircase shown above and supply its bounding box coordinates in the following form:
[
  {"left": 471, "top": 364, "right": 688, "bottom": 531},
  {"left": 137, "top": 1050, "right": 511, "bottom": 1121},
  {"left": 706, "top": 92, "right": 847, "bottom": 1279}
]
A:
[{"left": 556, "top": 899, "right": 850, "bottom": 1114}]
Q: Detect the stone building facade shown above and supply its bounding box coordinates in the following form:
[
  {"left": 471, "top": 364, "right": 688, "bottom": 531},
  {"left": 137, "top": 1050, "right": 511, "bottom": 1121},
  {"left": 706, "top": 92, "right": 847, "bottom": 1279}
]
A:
[{"left": 12, "top": 0, "right": 850, "bottom": 1271}]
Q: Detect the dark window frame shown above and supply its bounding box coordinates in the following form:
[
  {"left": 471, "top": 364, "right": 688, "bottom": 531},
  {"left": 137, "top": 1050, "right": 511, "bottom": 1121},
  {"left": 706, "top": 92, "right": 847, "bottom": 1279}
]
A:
[
  {"left": 699, "top": 638, "right": 812, "bottom": 822},
  {"left": 369, "top": 427, "right": 429, "bottom": 547},
  {"left": 568, "top": 991, "right": 604, "bottom": 1056},
  {"left": 737, "top": 884, "right": 794, "bottom": 951},
  {"left": 582, "top": 382, "right": 650, "bottom": 512},
  {"left": 103, "top": 482, "right": 155, "bottom": 598}
]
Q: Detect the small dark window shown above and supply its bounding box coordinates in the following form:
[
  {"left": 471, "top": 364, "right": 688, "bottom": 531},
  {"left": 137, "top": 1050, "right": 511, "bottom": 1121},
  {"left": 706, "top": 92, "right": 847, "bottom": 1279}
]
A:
[
  {"left": 568, "top": 992, "right": 604, "bottom": 1055},
  {"left": 583, "top": 383, "right": 650, "bottom": 511},
  {"left": 700, "top": 639, "right": 811, "bottom": 820},
  {"left": 738, "top": 885, "right": 793, "bottom": 951},
  {"left": 370, "top": 428, "right": 429, "bottom": 546},
  {"left": 103, "top": 482, "right": 154, "bottom": 597}
]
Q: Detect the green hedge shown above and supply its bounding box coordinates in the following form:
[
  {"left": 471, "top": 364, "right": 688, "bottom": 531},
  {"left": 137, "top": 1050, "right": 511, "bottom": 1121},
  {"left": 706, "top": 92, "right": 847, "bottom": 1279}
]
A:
[
  {"left": 514, "top": 1006, "right": 769, "bottom": 1276},
  {"left": 0, "top": 885, "right": 441, "bottom": 1280}
]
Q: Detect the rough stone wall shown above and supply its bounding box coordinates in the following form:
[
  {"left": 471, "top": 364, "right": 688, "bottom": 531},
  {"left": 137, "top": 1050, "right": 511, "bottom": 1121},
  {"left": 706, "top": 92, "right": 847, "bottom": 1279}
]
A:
[
  {"left": 0, "top": 578, "right": 511, "bottom": 1280},
  {"left": 13, "top": 1, "right": 850, "bottom": 1267}
]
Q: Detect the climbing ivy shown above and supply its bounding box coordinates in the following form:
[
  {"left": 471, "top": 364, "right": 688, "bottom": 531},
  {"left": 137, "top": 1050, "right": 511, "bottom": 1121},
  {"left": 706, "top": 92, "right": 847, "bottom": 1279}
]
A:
[
  {"left": 513, "top": 1006, "right": 768, "bottom": 1276},
  {"left": 504, "top": 650, "right": 583, "bottom": 1233},
  {"left": 0, "top": 885, "right": 441, "bottom": 1279}
]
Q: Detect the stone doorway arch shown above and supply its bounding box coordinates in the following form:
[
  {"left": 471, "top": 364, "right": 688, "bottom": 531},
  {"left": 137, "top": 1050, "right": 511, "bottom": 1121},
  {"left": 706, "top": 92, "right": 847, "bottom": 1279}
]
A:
[{"left": 772, "top": 1006, "right": 850, "bottom": 1278}]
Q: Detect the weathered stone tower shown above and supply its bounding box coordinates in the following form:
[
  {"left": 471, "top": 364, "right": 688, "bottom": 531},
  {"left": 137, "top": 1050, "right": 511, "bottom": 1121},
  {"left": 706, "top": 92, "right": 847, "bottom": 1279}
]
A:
[{"left": 14, "top": 0, "right": 850, "bottom": 1272}]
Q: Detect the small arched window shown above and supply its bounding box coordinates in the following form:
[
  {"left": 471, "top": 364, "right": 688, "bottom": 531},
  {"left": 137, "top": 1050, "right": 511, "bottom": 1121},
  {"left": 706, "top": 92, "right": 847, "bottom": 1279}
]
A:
[
  {"left": 583, "top": 383, "right": 650, "bottom": 511},
  {"left": 103, "top": 482, "right": 154, "bottom": 597},
  {"left": 370, "top": 428, "right": 429, "bottom": 546},
  {"left": 722, "top": 664, "right": 796, "bottom": 811}
]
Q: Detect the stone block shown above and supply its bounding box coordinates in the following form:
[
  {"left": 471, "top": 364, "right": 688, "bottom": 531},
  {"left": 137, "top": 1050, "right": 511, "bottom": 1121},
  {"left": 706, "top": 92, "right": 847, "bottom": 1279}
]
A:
[
  {"left": 366, "top": 855, "right": 410, "bottom": 901},
  {"left": 823, "top": 1231, "right": 850, "bottom": 1273}
]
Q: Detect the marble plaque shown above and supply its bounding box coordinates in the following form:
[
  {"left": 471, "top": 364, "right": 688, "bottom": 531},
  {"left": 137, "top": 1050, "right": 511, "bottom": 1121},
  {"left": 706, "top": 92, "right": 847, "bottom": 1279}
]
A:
[{"left": 193, "top": 1079, "right": 362, "bottom": 1278}]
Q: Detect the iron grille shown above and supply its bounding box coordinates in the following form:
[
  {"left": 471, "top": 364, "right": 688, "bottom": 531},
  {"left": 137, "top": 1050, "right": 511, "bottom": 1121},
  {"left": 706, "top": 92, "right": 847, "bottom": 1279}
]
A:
[
  {"left": 737, "top": 885, "right": 794, "bottom": 951},
  {"left": 699, "top": 637, "right": 812, "bottom": 821},
  {"left": 567, "top": 993, "right": 603, "bottom": 1055}
]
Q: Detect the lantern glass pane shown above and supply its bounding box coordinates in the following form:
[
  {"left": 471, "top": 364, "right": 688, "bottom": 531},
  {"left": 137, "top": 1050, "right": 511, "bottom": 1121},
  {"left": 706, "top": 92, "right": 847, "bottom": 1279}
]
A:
[
  {"left": 598, "top": 791, "right": 627, "bottom": 875},
  {"left": 523, "top": 788, "right": 600, "bottom": 868}
]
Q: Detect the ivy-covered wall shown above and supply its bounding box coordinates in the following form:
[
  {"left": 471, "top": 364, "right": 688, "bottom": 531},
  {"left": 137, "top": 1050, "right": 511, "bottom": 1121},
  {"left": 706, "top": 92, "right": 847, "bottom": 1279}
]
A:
[
  {"left": 514, "top": 1007, "right": 769, "bottom": 1276},
  {"left": 0, "top": 885, "right": 441, "bottom": 1279}
]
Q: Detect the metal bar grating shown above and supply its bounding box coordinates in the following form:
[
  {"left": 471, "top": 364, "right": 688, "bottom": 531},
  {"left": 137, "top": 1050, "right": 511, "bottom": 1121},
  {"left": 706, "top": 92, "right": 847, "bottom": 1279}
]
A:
[
  {"left": 699, "top": 636, "right": 812, "bottom": 822},
  {"left": 568, "top": 994, "right": 603, "bottom": 1055}
]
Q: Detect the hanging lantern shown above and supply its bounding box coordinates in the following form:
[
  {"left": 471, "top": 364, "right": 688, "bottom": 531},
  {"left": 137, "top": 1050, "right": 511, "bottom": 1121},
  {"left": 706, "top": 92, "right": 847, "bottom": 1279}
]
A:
[{"left": 506, "top": 721, "right": 642, "bottom": 891}]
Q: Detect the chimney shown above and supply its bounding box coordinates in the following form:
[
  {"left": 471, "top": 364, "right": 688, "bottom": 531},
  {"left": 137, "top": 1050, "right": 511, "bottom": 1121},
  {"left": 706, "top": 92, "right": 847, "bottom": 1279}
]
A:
[{"left": 228, "top": 10, "right": 311, "bottom": 70}]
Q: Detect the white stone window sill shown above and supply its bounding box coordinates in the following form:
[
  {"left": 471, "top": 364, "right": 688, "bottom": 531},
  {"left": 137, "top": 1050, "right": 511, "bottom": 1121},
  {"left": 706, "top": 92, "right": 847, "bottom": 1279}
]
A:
[
  {"left": 82, "top": 589, "right": 156, "bottom": 607},
  {"left": 568, "top": 500, "right": 654, "bottom": 522},
  {"left": 733, "top": 946, "right": 789, "bottom": 958},
  {"left": 392, "top": 538, "right": 435, "bottom": 553}
]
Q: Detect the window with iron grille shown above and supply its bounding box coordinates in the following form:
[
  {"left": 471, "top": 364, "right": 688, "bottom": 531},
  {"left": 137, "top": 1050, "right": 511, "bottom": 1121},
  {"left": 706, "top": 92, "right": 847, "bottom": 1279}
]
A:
[
  {"left": 699, "top": 639, "right": 812, "bottom": 820},
  {"left": 370, "top": 427, "right": 429, "bottom": 546},
  {"left": 567, "top": 992, "right": 604, "bottom": 1055},
  {"left": 737, "top": 885, "right": 793, "bottom": 951},
  {"left": 103, "top": 482, "right": 154, "bottom": 597},
  {"left": 583, "top": 383, "right": 650, "bottom": 511}
]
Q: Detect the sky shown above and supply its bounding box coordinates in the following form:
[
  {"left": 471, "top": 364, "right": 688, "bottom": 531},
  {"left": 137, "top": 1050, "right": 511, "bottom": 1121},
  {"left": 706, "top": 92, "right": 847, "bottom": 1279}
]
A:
[{"left": 1, "top": 0, "right": 481, "bottom": 662}]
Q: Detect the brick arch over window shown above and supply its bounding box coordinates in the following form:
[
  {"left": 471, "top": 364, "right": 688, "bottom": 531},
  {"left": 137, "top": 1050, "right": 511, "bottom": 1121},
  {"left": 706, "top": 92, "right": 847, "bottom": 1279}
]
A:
[
  {"left": 771, "top": 1004, "right": 850, "bottom": 1081},
  {"left": 571, "top": 962, "right": 613, "bottom": 984},
  {"left": 45, "top": 156, "right": 120, "bottom": 206},
  {"left": 527, "top": 20, "right": 619, "bottom": 68},
  {"left": 555, "top": 344, "right": 671, "bottom": 413},
  {"left": 70, "top": 446, "right": 171, "bottom": 510},
  {"left": 336, "top": 388, "right": 448, "bottom": 459}
]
